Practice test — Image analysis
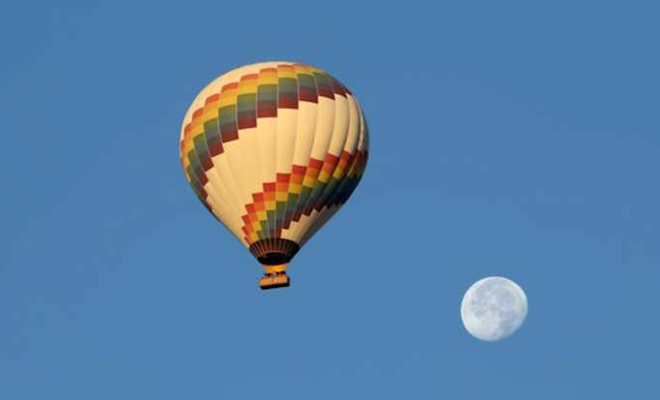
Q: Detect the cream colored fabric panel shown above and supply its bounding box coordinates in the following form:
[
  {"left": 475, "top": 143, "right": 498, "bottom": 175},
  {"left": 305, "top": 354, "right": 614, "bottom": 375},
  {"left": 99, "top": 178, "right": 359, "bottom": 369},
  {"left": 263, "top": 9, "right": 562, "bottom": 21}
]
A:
[
  {"left": 326, "top": 93, "right": 350, "bottom": 157},
  {"left": 290, "top": 101, "right": 318, "bottom": 166},
  {"left": 256, "top": 118, "right": 277, "bottom": 188},
  {"left": 237, "top": 127, "right": 263, "bottom": 204},
  {"left": 275, "top": 109, "right": 298, "bottom": 175},
  {"left": 200, "top": 161, "right": 241, "bottom": 237},
  {"left": 208, "top": 152, "right": 244, "bottom": 234},
  {"left": 307, "top": 96, "right": 335, "bottom": 162},
  {"left": 343, "top": 94, "right": 361, "bottom": 156}
]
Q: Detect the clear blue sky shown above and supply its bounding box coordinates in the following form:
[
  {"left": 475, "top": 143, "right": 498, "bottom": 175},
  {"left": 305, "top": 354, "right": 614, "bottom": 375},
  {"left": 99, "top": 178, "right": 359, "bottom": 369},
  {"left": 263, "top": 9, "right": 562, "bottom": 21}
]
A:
[{"left": 1, "top": 1, "right": 658, "bottom": 398}]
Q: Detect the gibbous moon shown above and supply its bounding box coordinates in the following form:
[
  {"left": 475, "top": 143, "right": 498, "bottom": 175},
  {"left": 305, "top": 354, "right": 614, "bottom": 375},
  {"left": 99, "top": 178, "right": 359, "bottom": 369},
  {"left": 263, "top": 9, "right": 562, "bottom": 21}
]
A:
[{"left": 461, "top": 276, "right": 528, "bottom": 342}]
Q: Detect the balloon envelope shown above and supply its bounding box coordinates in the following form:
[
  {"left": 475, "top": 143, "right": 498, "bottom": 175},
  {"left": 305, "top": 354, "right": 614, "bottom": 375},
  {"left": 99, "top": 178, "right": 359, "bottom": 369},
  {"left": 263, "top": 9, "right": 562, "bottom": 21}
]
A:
[{"left": 179, "top": 61, "right": 369, "bottom": 279}]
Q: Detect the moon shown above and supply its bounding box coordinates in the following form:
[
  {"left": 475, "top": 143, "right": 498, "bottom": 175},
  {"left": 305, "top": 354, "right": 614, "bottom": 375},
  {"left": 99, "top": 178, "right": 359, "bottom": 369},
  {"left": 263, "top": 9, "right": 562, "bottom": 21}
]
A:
[{"left": 460, "top": 276, "right": 528, "bottom": 342}]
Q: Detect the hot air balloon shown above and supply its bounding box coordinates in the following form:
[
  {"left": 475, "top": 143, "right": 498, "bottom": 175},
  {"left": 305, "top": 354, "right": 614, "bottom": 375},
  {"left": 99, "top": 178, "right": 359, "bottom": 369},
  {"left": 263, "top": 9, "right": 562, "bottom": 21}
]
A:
[{"left": 179, "top": 62, "right": 369, "bottom": 290}]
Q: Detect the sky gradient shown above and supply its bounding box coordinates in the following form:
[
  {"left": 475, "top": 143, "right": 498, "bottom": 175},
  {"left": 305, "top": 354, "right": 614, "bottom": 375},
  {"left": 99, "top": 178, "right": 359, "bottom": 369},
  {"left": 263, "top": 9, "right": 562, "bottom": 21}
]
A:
[{"left": 1, "top": 1, "right": 659, "bottom": 398}]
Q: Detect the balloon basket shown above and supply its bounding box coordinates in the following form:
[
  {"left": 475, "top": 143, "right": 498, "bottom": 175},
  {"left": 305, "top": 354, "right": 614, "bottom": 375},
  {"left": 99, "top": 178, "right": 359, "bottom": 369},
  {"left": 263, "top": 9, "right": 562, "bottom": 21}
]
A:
[
  {"left": 259, "top": 264, "right": 290, "bottom": 290},
  {"left": 259, "top": 273, "right": 290, "bottom": 290}
]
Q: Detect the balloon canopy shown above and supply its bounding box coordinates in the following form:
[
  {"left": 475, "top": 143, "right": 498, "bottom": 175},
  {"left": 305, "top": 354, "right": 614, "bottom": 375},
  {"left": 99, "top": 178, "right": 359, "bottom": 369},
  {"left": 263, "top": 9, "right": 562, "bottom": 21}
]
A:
[{"left": 180, "top": 61, "right": 369, "bottom": 289}]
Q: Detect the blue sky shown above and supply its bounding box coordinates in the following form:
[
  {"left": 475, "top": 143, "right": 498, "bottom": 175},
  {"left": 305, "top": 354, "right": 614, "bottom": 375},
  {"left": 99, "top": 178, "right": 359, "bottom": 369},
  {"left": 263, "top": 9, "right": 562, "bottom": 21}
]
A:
[{"left": 1, "top": 1, "right": 658, "bottom": 398}]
